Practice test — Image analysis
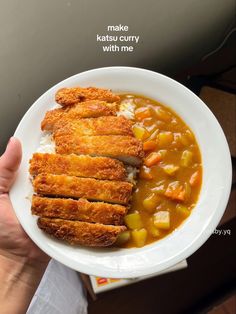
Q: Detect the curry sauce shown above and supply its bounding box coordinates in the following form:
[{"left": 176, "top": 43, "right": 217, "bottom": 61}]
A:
[{"left": 117, "top": 94, "right": 202, "bottom": 248}]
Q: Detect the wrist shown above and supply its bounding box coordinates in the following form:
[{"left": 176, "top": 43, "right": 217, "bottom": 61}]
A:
[
  {"left": 0, "top": 248, "right": 49, "bottom": 270},
  {"left": 0, "top": 251, "right": 49, "bottom": 314}
]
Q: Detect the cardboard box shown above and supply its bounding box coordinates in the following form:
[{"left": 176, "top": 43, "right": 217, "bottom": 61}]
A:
[{"left": 89, "top": 260, "right": 187, "bottom": 293}]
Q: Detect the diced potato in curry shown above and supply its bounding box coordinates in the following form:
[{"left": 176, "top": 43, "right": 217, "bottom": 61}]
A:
[
  {"left": 131, "top": 229, "right": 148, "bottom": 247},
  {"left": 163, "top": 164, "right": 179, "bottom": 176},
  {"left": 153, "top": 211, "right": 170, "bottom": 230},
  {"left": 143, "top": 193, "right": 160, "bottom": 212},
  {"left": 181, "top": 150, "right": 193, "bottom": 167},
  {"left": 147, "top": 218, "right": 161, "bottom": 237},
  {"left": 157, "top": 132, "right": 174, "bottom": 147},
  {"left": 124, "top": 213, "right": 143, "bottom": 229},
  {"left": 133, "top": 125, "right": 150, "bottom": 140},
  {"left": 176, "top": 204, "right": 190, "bottom": 217},
  {"left": 116, "top": 231, "right": 131, "bottom": 246}
]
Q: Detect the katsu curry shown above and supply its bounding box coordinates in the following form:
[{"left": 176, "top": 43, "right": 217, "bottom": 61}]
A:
[{"left": 29, "top": 86, "right": 202, "bottom": 248}]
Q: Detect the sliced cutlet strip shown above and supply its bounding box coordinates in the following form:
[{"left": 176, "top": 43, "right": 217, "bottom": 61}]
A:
[
  {"left": 41, "top": 108, "right": 64, "bottom": 131},
  {"left": 37, "top": 218, "right": 126, "bottom": 246},
  {"left": 29, "top": 153, "right": 126, "bottom": 181},
  {"left": 66, "top": 100, "right": 117, "bottom": 118},
  {"left": 41, "top": 100, "right": 117, "bottom": 131},
  {"left": 32, "top": 195, "right": 127, "bottom": 225},
  {"left": 55, "top": 87, "right": 120, "bottom": 106},
  {"left": 53, "top": 116, "right": 134, "bottom": 137},
  {"left": 55, "top": 135, "right": 144, "bottom": 166},
  {"left": 33, "top": 174, "right": 133, "bottom": 205}
]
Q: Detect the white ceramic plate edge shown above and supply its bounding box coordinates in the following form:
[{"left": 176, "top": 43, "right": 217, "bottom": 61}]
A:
[{"left": 10, "top": 67, "right": 232, "bottom": 278}]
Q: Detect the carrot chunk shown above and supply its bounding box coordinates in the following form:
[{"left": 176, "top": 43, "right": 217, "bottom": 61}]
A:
[
  {"left": 139, "top": 166, "right": 153, "bottom": 180},
  {"left": 144, "top": 152, "right": 162, "bottom": 167},
  {"left": 189, "top": 170, "right": 201, "bottom": 187},
  {"left": 143, "top": 140, "right": 157, "bottom": 151},
  {"left": 135, "top": 108, "right": 151, "bottom": 121},
  {"left": 164, "top": 181, "right": 185, "bottom": 201}
]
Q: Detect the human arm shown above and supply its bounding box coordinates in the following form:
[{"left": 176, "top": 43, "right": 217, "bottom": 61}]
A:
[{"left": 0, "top": 138, "right": 50, "bottom": 314}]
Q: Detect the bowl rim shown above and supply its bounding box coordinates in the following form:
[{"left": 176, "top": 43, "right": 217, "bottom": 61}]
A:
[{"left": 10, "top": 66, "right": 232, "bottom": 278}]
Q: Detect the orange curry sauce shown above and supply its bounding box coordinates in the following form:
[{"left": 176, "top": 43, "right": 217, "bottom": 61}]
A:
[{"left": 117, "top": 94, "right": 202, "bottom": 248}]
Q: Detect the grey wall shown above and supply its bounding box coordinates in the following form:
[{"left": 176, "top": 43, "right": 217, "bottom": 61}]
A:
[{"left": 0, "top": 0, "right": 235, "bottom": 152}]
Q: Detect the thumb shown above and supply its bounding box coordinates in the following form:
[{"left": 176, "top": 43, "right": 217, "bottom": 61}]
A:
[{"left": 0, "top": 137, "right": 22, "bottom": 194}]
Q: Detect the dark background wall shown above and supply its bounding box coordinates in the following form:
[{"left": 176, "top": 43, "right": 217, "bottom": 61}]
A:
[{"left": 0, "top": 0, "right": 235, "bottom": 152}]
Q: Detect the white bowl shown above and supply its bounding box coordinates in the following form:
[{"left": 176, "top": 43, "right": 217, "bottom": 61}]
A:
[{"left": 10, "top": 67, "right": 232, "bottom": 278}]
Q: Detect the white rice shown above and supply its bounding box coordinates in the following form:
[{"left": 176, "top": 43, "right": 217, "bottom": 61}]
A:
[
  {"left": 126, "top": 166, "right": 139, "bottom": 184},
  {"left": 37, "top": 133, "right": 55, "bottom": 153},
  {"left": 118, "top": 101, "right": 139, "bottom": 184}
]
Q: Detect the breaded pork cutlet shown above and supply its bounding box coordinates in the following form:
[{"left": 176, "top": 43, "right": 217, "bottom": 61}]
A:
[
  {"left": 32, "top": 195, "right": 127, "bottom": 225},
  {"left": 53, "top": 116, "right": 134, "bottom": 138},
  {"left": 55, "top": 135, "right": 144, "bottom": 166},
  {"left": 29, "top": 153, "right": 126, "bottom": 181},
  {"left": 56, "top": 87, "right": 120, "bottom": 106},
  {"left": 41, "top": 100, "right": 117, "bottom": 131},
  {"left": 38, "top": 218, "right": 126, "bottom": 246},
  {"left": 33, "top": 174, "right": 133, "bottom": 205}
]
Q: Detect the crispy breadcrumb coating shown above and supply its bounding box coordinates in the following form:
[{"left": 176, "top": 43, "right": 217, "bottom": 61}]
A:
[
  {"left": 29, "top": 153, "right": 126, "bottom": 181},
  {"left": 30, "top": 85, "right": 146, "bottom": 248},
  {"left": 55, "top": 135, "right": 144, "bottom": 166},
  {"left": 56, "top": 87, "right": 120, "bottom": 106},
  {"left": 32, "top": 195, "right": 127, "bottom": 225},
  {"left": 41, "top": 100, "right": 117, "bottom": 131},
  {"left": 38, "top": 218, "right": 126, "bottom": 246},
  {"left": 53, "top": 116, "right": 134, "bottom": 138},
  {"left": 33, "top": 174, "right": 133, "bottom": 204}
]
